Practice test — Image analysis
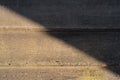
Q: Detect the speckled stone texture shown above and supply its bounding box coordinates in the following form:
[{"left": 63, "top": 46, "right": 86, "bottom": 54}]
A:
[{"left": 0, "top": 0, "right": 120, "bottom": 80}]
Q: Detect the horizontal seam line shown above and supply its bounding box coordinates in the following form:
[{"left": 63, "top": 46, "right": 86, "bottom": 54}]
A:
[
  {"left": 0, "top": 65, "right": 120, "bottom": 68},
  {"left": 0, "top": 28, "right": 120, "bottom": 32}
]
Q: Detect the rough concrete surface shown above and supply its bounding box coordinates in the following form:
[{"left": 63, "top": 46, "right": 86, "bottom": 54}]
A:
[
  {"left": 0, "top": 66, "right": 119, "bottom": 80},
  {"left": 0, "top": 0, "right": 120, "bottom": 80},
  {"left": 0, "top": 30, "right": 120, "bottom": 80}
]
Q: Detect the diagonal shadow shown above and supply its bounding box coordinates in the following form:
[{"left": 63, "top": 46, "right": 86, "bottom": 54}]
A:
[{"left": 0, "top": 0, "right": 120, "bottom": 75}]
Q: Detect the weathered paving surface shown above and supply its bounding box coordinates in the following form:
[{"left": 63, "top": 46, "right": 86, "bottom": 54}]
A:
[
  {"left": 0, "top": 66, "right": 119, "bottom": 80},
  {"left": 0, "top": 31, "right": 120, "bottom": 66},
  {"left": 0, "top": 0, "right": 120, "bottom": 80},
  {"left": 0, "top": 30, "right": 120, "bottom": 80}
]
